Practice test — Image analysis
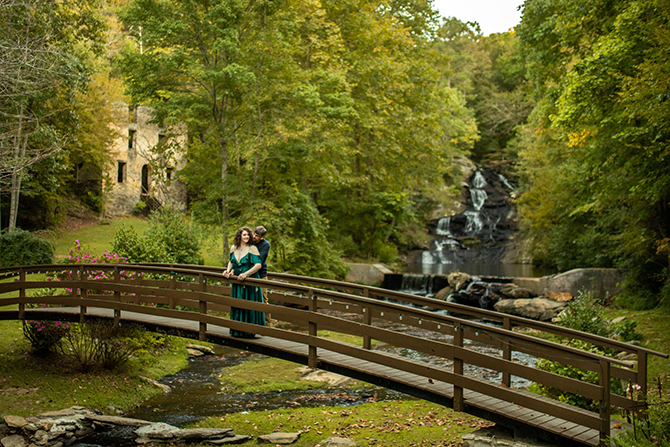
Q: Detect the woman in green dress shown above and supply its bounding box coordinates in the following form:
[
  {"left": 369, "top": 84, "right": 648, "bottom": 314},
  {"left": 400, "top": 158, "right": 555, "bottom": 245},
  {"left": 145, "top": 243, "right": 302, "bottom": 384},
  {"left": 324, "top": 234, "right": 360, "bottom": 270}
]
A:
[{"left": 223, "top": 227, "right": 266, "bottom": 338}]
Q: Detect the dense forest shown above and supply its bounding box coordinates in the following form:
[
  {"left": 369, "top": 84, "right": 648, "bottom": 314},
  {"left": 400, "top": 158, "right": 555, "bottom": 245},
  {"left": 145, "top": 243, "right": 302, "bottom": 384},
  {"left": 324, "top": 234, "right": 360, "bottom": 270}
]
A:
[{"left": 1, "top": 0, "right": 668, "bottom": 308}]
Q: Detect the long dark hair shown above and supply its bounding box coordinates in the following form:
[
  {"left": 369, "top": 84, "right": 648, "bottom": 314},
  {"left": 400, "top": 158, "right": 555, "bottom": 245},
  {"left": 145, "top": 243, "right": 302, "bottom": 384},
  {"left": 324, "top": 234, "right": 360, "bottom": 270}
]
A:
[{"left": 233, "top": 226, "right": 252, "bottom": 248}]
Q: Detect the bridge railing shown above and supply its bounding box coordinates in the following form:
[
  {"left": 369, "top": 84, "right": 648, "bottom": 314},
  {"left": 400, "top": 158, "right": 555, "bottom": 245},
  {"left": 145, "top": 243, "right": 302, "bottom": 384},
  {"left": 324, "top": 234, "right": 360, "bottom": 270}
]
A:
[
  {"left": 140, "top": 263, "right": 667, "bottom": 404},
  {"left": 1, "top": 263, "right": 667, "bottom": 446}
]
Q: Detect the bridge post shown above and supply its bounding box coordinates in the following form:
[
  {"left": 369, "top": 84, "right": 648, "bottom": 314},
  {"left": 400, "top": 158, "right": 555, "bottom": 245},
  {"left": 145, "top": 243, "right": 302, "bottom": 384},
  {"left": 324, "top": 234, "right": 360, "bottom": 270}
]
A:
[
  {"left": 308, "top": 289, "right": 318, "bottom": 368},
  {"left": 199, "top": 274, "right": 207, "bottom": 341},
  {"left": 637, "top": 351, "right": 648, "bottom": 420},
  {"left": 502, "top": 316, "right": 511, "bottom": 387},
  {"left": 113, "top": 266, "right": 121, "bottom": 328},
  {"left": 362, "top": 289, "right": 372, "bottom": 350},
  {"left": 169, "top": 272, "right": 177, "bottom": 309},
  {"left": 454, "top": 324, "right": 464, "bottom": 412},
  {"left": 79, "top": 265, "right": 86, "bottom": 323},
  {"left": 18, "top": 267, "right": 25, "bottom": 320},
  {"left": 599, "top": 359, "right": 611, "bottom": 446}
]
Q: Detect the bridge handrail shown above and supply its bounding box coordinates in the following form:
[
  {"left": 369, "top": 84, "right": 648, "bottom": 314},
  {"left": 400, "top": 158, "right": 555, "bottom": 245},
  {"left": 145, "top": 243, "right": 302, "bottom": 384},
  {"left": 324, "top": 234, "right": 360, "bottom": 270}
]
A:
[
  {"left": 0, "top": 264, "right": 641, "bottom": 369},
  {"left": 124, "top": 263, "right": 668, "bottom": 358}
]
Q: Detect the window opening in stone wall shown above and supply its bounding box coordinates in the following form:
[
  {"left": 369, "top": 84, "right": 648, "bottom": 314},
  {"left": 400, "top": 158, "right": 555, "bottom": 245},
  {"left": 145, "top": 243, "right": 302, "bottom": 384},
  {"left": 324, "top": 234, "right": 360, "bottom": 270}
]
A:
[
  {"left": 118, "top": 162, "right": 126, "bottom": 183},
  {"left": 141, "top": 164, "right": 150, "bottom": 194},
  {"left": 76, "top": 163, "right": 84, "bottom": 183},
  {"left": 128, "top": 129, "right": 136, "bottom": 149},
  {"left": 166, "top": 167, "right": 173, "bottom": 180}
]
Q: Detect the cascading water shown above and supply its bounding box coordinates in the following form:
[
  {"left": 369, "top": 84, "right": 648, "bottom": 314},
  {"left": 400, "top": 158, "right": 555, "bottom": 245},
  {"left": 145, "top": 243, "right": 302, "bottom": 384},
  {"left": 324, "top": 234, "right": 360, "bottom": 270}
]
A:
[{"left": 404, "top": 168, "right": 540, "bottom": 278}]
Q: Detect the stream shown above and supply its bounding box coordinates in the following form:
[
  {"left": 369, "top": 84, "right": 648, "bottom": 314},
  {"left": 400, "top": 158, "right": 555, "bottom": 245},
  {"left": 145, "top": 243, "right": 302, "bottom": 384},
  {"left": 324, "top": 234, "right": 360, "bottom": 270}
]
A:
[{"left": 76, "top": 318, "right": 536, "bottom": 447}]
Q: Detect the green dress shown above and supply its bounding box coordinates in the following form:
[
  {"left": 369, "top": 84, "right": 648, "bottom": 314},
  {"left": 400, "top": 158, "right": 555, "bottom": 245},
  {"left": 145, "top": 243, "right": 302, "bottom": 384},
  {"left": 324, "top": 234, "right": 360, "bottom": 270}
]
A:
[{"left": 229, "top": 251, "right": 266, "bottom": 338}]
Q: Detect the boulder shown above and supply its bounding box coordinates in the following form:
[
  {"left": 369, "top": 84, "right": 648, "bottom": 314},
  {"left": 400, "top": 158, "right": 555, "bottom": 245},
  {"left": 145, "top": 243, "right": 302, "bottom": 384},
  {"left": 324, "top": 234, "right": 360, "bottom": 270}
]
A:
[
  {"left": 545, "top": 291, "right": 573, "bottom": 302},
  {"left": 85, "top": 415, "right": 152, "bottom": 427},
  {"left": 257, "top": 432, "right": 301, "bottom": 444},
  {"left": 4, "top": 416, "right": 29, "bottom": 429},
  {"left": 494, "top": 298, "right": 568, "bottom": 321},
  {"left": 135, "top": 422, "right": 180, "bottom": 440},
  {"left": 186, "top": 344, "right": 216, "bottom": 355},
  {"left": 187, "top": 348, "right": 206, "bottom": 357},
  {"left": 321, "top": 437, "right": 357, "bottom": 446},
  {"left": 499, "top": 285, "right": 535, "bottom": 299},
  {"left": 448, "top": 272, "right": 470, "bottom": 291},
  {"left": 209, "top": 434, "right": 252, "bottom": 444},
  {"left": 0, "top": 435, "right": 26, "bottom": 447},
  {"left": 434, "top": 286, "right": 454, "bottom": 301}
]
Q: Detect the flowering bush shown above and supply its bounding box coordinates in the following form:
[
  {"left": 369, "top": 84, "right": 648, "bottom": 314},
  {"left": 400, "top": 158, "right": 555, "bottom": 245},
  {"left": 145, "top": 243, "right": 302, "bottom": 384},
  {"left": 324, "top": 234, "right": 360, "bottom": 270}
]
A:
[
  {"left": 22, "top": 318, "right": 70, "bottom": 354},
  {"left": 54, "top": 240, "right": 135, "bottom": 295}
]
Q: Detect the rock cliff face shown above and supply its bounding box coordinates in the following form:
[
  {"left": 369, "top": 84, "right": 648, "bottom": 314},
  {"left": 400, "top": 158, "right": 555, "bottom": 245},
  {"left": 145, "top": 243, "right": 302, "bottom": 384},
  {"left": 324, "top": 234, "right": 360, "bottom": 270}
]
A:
[{"left": 422, "top": 167, "right": 520, "bottom": 267}]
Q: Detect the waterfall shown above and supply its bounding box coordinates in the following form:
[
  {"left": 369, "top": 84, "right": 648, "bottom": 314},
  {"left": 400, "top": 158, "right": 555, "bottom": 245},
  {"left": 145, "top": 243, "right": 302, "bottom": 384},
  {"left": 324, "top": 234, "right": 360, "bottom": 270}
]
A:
[
  {"left": 497, "top": 173, "right": 515, "bottom": 190},
  {"left": 413, "top": 167, "right": 520, "bottom": 274},
  {"left": 473, "top": 170, "right": 487, "bottom": 188},
  {"left": 436, "top": 217, "right": 452, "bottom": 236},
  {"left": 469, "top": 188, "right": 487, "bottom": 211},
  {"left": 399, "top": 274, "right": 435, "bottom": 296},
  {"left": 464, "top": 210, "right": 485, "bottom": 234}
]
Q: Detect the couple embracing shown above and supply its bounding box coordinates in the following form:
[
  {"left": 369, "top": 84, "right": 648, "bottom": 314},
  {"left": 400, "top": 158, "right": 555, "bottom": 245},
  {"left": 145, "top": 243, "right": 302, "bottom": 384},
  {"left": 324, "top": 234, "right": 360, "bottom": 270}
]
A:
[{"left": 222, "top": 226, "right": 270, "bottom": 338}]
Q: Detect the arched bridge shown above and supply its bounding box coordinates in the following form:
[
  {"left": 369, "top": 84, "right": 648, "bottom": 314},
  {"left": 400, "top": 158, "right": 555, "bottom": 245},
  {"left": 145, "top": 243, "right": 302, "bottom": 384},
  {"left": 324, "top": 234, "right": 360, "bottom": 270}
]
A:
[{"left": 1, "top": 263, "right": 666, "bottom": 447}]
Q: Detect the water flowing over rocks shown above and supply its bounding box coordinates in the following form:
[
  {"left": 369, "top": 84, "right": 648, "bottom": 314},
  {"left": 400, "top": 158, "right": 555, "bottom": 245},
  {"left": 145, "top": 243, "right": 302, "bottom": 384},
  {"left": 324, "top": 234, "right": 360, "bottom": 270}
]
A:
[{"left": 422, "top": 168, "right": 520, "bottom": 268}]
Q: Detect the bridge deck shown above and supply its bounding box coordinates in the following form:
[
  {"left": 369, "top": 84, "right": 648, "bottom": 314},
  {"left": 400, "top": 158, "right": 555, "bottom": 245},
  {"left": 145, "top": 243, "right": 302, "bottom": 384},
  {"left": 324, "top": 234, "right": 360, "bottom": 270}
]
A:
[{"left": 4, "top": 306, "right": 625, "bottom": 447}]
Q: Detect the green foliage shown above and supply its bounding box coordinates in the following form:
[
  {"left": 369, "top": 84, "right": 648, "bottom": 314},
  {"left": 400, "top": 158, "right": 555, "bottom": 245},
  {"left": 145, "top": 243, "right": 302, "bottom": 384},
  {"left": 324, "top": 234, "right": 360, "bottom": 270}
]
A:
[
  {"left": 237, "top": 186, "right": 348, "bottom": 279},
  {"left": 22, "top": 319, "right": 70, "bottom": 355},
  {"left": 120, "top": 0, "right": 478, "bottom": 265},
  {"left": 555, "top": 292, "right": 643, "bottom": 343},
  {"left": 530, "top": 340, "right": 622, "bottom": 412},
  {"left": 612, "top": 385, "right": 670, "bottom": 447},
  {"left": 0, "top": 228, "right": 54, "bottom": 267},
  {"left": 515, "top": 0, "right": 670, "bottom": 305},
  {"left": 112, "top": 207, "right": 204, "bottom": 265},
  {"left": 58, "top": 321, "right": 167, "bottom": 372},
  {"left": 531, "top": 292, "right": 638, "bottom": 410}
]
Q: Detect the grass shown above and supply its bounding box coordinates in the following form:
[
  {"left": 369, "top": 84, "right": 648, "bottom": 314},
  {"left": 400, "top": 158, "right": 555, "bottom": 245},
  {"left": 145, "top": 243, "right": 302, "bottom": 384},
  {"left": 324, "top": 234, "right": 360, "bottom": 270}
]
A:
[
  {"left": 0, "top": 319, "right": 193, "bottom": 418},
  {"left": 601, "top": 307, "right": 670, "bottom": 386},
  {"left": 53, "top": 215, "right": 151, "bottom": 259},
  {"left": 191, "top": 400, "right": 493, "bottom": 447},
  {"left": 51, "top": 214, "right": 225, "bottom": 266}
]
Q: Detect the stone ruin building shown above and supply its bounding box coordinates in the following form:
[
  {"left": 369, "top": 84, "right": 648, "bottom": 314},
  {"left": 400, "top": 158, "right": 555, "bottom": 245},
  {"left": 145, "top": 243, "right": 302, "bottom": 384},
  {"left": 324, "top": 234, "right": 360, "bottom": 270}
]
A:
[{"left": 105, "top": 105, "right": 187, "bottom": 216}]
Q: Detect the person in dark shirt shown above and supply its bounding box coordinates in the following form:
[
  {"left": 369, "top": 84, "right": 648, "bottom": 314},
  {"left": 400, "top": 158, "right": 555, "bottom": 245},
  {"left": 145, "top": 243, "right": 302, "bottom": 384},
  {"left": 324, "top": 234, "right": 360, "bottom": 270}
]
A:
[
  {"left": 252, "top": 225, "right": 271, "bottom": 321},
  {"left": 252, "top": 226, "right": 270, "bottom": 279}
]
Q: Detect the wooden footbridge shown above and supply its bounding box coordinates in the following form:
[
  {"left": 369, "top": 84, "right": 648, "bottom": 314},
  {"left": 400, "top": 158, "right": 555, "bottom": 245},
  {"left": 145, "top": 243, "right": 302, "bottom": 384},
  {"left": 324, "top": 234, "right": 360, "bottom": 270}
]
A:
[{"left": 1, "top": 263, "right": 666, "bottom": 447}]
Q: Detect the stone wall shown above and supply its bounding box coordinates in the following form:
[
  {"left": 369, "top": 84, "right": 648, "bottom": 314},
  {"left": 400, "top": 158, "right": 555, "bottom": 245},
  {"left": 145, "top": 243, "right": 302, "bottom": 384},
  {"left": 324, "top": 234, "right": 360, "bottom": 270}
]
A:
[
  {"left": 345, "top": 263, "right": 393, "bottom": 286},
  {"left": 106, "top": 105, "right": 187, "bottom": 216}
]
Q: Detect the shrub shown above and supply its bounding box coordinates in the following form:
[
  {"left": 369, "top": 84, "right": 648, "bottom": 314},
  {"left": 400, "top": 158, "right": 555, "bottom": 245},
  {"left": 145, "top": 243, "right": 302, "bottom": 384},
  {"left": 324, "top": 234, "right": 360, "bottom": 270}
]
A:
[
  {"left": 58, "top": 321, "right": 167, "bottom": 372},
  {"left": 22, "top": 318, "right": 70, "bottom": 354},
  {"left": 0, "top": 228, "right": 54, "bottom": 267},
  {"left": 529, "top": 340, "right": 623, "bottom": 412},
  {"left": 611, "top": 380, "right": 670, "bottom": 447},
  {"left": 531, "top": 291, "right": 639, "bottom": 410},
  {"left": 113, "top": 206, "right": 204, "bottom": 264}
]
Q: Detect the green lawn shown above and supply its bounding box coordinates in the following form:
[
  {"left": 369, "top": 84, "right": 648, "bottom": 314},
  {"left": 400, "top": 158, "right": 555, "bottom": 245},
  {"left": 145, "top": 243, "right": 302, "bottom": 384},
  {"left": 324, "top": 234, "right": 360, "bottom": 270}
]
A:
[
  {"left": 54, "top": 215, "right": 151, "bottom": 259},
  {"left": 52, "top": 215, "right": 225, "bottom": 266}
]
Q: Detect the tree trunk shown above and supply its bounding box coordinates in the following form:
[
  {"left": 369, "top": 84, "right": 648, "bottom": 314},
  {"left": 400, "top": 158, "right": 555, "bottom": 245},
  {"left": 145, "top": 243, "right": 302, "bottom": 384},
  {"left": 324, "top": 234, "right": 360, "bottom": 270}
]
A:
[
  {"left": 9, "top": 107, "right": 27, "bottom": 229},
  {"left": 251, "top": 152, "right": 258, "bottom": 207},
  {"left": 221, "top": 136, "right": 229, "bottom": 258}
]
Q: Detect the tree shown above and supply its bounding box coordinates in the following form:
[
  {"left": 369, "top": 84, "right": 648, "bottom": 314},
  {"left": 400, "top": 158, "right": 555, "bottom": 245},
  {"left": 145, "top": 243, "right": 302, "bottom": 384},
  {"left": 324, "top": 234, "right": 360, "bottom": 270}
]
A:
[
  {"left": 119, "top": 0, "right": 351, "bottom": 259},
  {"left": 0, "top": 0, "right": 106, "bottom": 228},
  {"left": 515, "top": 0, "right": 670, "bottom": 307}
]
